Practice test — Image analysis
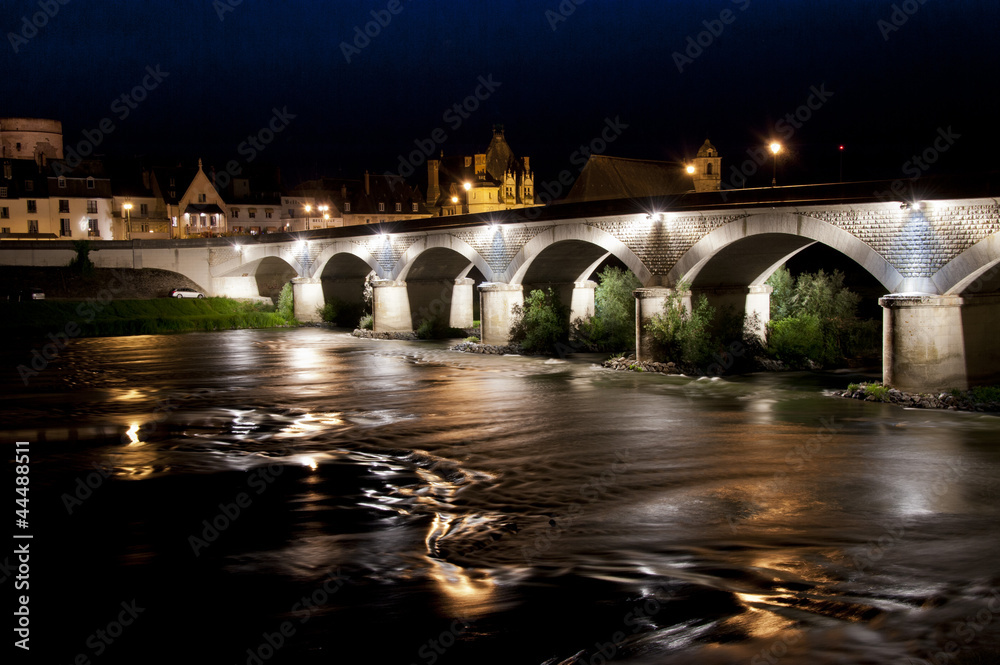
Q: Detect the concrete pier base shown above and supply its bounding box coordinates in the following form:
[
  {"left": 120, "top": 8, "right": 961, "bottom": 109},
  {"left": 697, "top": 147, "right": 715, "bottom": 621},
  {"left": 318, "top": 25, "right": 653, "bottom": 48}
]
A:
[
  {"left": 694, "top": 284, "right": 772, "bottom": 339},
  {"left": 450, "top": 278, "right": 475, "bottom": 329},
  {"left": 291, "top": 278, "right": 324, "bottom": 323},
  {"left": 372, "top": 280, "right": 413, "bottom": 333},
  {"left": 570, "top": 280, "right": 597, "bottom": 325},
  {"left": 881, "top": 293, "right": 1000, "bottom": 392},
  {"left": 479, "top": 283, "right": 523, "bottom": 345},
  {"left": 634, "top": 287, "right": 691, "bottom": 362}
]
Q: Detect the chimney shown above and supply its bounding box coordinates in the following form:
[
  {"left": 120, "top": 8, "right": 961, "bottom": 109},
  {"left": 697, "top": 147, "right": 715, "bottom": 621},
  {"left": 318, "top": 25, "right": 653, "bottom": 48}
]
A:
[
  {"left": 365, "top": 170, "right": 370, "bottom": 195},
  {"left": 142, "top": 169, "right": 150, "bottom": 190},
  {"left": 523, "top": 156, "right": 530, "bottom": 173}
]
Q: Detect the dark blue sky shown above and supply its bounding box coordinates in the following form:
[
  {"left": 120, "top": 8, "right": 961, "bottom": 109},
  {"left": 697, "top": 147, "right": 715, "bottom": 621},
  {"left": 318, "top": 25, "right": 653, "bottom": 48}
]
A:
[{"left": 3, "top": 0, "right": 996, "bottom": 189}]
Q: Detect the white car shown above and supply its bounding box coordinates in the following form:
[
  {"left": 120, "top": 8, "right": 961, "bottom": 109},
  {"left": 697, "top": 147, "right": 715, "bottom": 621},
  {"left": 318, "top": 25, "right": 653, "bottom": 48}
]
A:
[{"left": 169, "top": 288, "right": 204, "bottom": 299}]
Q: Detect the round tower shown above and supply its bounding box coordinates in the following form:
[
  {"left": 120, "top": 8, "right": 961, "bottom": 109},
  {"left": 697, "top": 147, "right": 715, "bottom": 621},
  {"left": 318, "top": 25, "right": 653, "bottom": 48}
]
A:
[{"left": 0, "top": 117, "right": 64, "bottom": 163}]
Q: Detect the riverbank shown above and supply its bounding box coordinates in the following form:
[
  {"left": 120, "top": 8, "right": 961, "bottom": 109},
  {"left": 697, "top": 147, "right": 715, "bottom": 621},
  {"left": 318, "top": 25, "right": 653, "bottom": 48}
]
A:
[
  {"left": 839, "top": 382, "right": 1000, "bottom": 412},
  {"left": 1, "top": 298, "right": 294, "bottom": 338}
]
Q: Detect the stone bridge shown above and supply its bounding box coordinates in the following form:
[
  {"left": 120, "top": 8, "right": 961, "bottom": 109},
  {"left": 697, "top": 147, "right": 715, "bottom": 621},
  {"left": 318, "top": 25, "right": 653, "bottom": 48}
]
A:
[{"left": 3, "top": 176, "right": 999, "bottom": 392}]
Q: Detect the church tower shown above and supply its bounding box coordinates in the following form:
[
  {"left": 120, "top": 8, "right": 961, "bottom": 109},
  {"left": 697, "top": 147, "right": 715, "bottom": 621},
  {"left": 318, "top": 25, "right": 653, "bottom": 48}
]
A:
[{"left": 692, "top": 139, "right": 721, "bottom": 192}]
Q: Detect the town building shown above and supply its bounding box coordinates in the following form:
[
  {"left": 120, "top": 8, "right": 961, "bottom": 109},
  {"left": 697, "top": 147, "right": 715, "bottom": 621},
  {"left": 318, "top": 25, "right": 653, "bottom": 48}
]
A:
[{"left": 425, "top": 126, "right": 539, "bottom": 216}]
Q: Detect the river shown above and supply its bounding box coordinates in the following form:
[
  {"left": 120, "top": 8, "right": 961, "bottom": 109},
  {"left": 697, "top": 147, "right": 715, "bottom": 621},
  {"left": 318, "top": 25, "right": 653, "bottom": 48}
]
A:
[{"left": 5, "top": 327, "right": 999, "bottom": 664}]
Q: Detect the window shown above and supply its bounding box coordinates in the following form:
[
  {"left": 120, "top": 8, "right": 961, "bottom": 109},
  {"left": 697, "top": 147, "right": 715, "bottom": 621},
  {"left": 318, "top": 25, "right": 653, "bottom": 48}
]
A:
[
  {"left": 140, "top": 203, "right": 148, "bottom": 216},
  {"left": 86, "top": 178, "right": 95, "bottom": 189},
  {"left": 0, "top": 207, "right": 7, "bottom": 219},
  {"left": 86, "top": 200, "right": 98, "bottom": 214},
  {"left": 378, "top": 202, "right": 385, "bottom": 212},
  {"left": 395, "top": 202, "right": 402, "bottom": 212},
  {"left": 344, "top": 202, "right": 351, "bottom": 212},
  {"left": 27, "top": 220, "right": 37, "bottom": 233},
  {"left": 1, "top": 228, "right": 8, "bottom": 234},
  {"left": 59, "top": 199, "right": 70, "bottom": 213},
  {"left": 169, "top": 178, "right": 175, "bottom": 187},
  {"left": 198, "top": 193, "right": 207, "bottom": 203},
  {"left": 249, "top": 211, "right": 256, "bottom": 219},
  {"left": 412, "top": 202, "right": 418, "bottom": 212},
  {"left": 60, "top": 219, "right": 71, "bottom": 236},
  {"left": 231, "top": 209, "right": 239, "bottom": 219},
  {"left": 0, "top": 187, "right": 6, "bottom": 197},
  {"left": 210, "top": 215, "right": 217, "bottom": 227},
  {"left": 169, "top": 190, "right": 176, "bottom": 199},
  {"left": 58, "top": 177, "right": 66, "bottom": 188},
  {"left": 706, "top": 163, "right": 713, "bottom": 175},
  {"left": 287, "top": 208, "right": 294, "bottom": 218},
  {"left": 88, "top": 219, "right": 99, "bottom": 237},
  {"left": 265, "top": 209, "right": 273, "bottom": 219},
  {"left": 26, "top": 200, "right": 36, "bottom": 213},
  {"left": 2, "top": 164, "right": 9, "bottom": 179},
  {"left": 16, "top": 142, "right": 21, "bottom": 151},
  {"left": 25, "top": 180, "right": 33, "bottom": 192}
]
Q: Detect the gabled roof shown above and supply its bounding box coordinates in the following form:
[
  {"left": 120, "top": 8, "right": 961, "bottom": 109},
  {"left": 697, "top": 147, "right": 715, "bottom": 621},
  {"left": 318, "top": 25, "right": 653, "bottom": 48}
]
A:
[{"left": 561, "top": 155, "right": 692, "bottom": 204}]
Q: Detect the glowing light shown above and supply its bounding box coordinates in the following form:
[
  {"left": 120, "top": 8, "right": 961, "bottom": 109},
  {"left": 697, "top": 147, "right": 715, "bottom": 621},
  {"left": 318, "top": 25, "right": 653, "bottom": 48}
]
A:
[
  {"left": 686, "top": 165, "right": 696, "bottom": 175},
  {"left": 647, "top": 212, "right": 662, "bottom": 223},
  {"left": 234, "top": 245, "right": 242, "bottom": 253},
  {"left": 122, "top": 202, "right": 133, "bottom": 211},
  {"left": 300, "top": 456, "right": 319, "bottom": 470},
  {"left": 463, "top": 181, "right": 472, "bottom": 191},
  {"left": 769, "top": 142, "right": 782, "bottom": 155},
  {"left": 125, "top": 422, "right": 141, "bottom": 446},
  {"left": 839, "top": 145, "right": 845, "bottom": 151},
  {"left": 304, "top": 204, "right": 312, "bottom": 213},
  {"left": 451, "top": 196, "right": 459, "bottom": 203}
]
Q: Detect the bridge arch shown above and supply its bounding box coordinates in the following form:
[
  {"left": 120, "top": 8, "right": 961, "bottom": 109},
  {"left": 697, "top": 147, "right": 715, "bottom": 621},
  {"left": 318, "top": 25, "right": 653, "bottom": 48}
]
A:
[
  {"left": 505, "top": 222, "right": 652, "bottom": 285},
  {"left": 215, "top": 255, "right": 299, "bottom": 301},
  {"left": 312, "top": 241, "right": 383, "bottom": 281},
  {"left": 669, "top": 211, "right": 905, "bottom": 292},
  {"left": 392, "top": 234, "right": 491, "bottom": 282},
  {"left": 933, "top": 231, "right": 1000, "bottom": 295}
]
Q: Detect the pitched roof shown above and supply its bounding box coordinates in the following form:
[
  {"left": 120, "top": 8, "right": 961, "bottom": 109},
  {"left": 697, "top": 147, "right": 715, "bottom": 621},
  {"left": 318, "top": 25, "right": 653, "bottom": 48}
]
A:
[{"left": 561, "top": 155, "right": 692, "bottom": 204}]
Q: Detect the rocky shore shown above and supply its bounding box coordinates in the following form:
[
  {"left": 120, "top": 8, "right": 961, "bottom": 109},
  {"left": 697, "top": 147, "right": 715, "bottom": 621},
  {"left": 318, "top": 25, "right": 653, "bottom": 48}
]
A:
[
  {"left": 351, "top": 329, "right": 418, "bottom": 341},
  {"left": 839, "top": 383, "right": 1000, "bottom": 412},
  {"left": 602, "top": 355, "right": 682, "bottom": 375},
  {"left": 450, "top": 341, "right": 524, "bottom": 355}
]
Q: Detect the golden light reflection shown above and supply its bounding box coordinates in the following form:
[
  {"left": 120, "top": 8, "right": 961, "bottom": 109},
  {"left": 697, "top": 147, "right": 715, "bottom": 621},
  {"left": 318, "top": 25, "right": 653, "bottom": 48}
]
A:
[
  {"left": 300, "top": 455, "right": 319, "bottom": 470},
  {"left": 125, "top": 422, "right": 142, "bottom": 446},
  {"left": 424, "top": 513, "right": 497, "bottom": 615}
]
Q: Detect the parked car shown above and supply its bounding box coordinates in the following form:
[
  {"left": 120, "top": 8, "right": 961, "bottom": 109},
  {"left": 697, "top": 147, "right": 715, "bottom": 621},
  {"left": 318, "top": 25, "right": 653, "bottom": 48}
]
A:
[
  {"left": 169, "top": 288, "right": 204, "bottom": 299},
  {"left": 19, "top": 287, "right": 45, "bottom": 301}
]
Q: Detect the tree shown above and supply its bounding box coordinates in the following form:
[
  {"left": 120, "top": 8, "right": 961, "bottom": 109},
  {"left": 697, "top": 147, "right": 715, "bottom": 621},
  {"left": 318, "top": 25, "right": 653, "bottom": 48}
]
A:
[
  {"left": 509, "top": 288, "right": 569, "bottom": 353},
  {"left": 645, "top": 280, "right": 716, "bottom": 368},
  {"left": 573, "top": 266, "right": 641, "bottom": 351}
]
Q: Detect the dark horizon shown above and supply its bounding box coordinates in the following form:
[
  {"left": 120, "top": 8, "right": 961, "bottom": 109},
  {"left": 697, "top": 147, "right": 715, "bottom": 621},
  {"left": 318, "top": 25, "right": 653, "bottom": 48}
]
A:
[{"left": 3, "top": 1, "right": 996, "bottom": 191}]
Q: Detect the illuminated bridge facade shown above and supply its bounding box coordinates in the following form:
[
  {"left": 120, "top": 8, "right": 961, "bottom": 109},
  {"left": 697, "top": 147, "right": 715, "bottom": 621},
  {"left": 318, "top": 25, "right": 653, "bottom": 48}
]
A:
[{"left": 3, "top": 176, "right": 999, "bottom": 392}]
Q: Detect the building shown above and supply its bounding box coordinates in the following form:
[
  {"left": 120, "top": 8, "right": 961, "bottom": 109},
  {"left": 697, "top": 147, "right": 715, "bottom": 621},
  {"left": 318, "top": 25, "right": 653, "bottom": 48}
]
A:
[
  {"left": 561, "top": 138, "right": 722, "bottom": 203},
  {"left": 425, "top": 126, "right": 539, "bottom": 216},
  {"left": 0, "top": 158, "right": 114, "bottom": 240},
  {"left": 0, "top": 117, "right": 63, "bottom": 163},
  {"left": 283, "top": 173, "right": 431, "bottom": 230}
]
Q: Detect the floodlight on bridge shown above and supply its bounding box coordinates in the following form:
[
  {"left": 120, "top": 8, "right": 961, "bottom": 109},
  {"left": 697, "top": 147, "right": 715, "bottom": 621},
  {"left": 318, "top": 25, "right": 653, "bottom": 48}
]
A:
[{"left": 463, "top": 181, "right": 472, "bottom": 191}]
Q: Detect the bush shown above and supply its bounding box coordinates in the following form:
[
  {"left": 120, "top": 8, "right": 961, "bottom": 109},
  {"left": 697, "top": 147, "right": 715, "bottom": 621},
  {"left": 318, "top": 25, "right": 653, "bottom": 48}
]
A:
[
  {"left": 69, "top": 240, "right": 96, "bottom": 276},
  {"left": 277, "top": 282, "right": 295, "bottom": 321},
  {"left": 969, "top": 385, "right": 1000, "bottom": 403},
  {"left": 358, "top": 314, "right": 374, "bottom": 330},
  {"left": 465, "top": 336, "right": 480, "bottom": 343},
  {"left": 572, "top": 266, "right": 641, "bottom": 352},
  {"left": 509, "top": 288, "right": 569, "bottom": 354},
  {"left": 767, "top": 314, "right": 829, "bottom": 364},
  {"left": 864, "top": 383, "right": 891, "bottom": 401},
  {"left": 317, "top": 299, "right": 365, "bottom": 327},
  {"left": 645, "top": 282, "right": 716, "bottom": 368}
]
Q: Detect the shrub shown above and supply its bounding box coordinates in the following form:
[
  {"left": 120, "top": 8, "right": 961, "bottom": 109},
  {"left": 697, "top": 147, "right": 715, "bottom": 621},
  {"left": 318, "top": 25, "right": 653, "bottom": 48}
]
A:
[
  {"left": 766, "top": 314, "right": 830, "bottom": 364},
  {"left": 465, "top": 336, "right": 480, "bottom": 343},
  {"left": 572, "top": 266, "right": 641, "bottom": 352},
  {"left": 358, "top": 314, "right": 374, "bottom": 330},
  {"left": 509, "top": 288, "right": 569, "bottom": 354},
  {"left": 864, "top": 383, "right": 891, "bottom": 401},
  {"left": 69, "top": 240, "right": 96, "bottom": 276},
  {"left": 644, "top": 282, "right": 716, "bottom": 368},
  {"left": 277, "top": 282, "right": 295, "bottom": 321},
  {"left": 317, "top": 298, "right": 365, "bottom": 327},
  {"left": 969, "top": 385, "right": 1000, "bottom": 403}
]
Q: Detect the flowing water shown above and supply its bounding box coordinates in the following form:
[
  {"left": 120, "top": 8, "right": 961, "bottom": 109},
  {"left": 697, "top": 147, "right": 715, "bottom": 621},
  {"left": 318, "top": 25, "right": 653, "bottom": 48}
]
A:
[{"left": 5, "top": 327, "right": 1000, "bottom": 664}]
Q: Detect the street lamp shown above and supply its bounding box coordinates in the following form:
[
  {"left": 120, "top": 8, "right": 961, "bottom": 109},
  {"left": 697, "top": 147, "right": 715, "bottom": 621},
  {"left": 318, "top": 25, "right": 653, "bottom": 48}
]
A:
[
  {"left": 686, "top": 165, "right": 696, "bottom": 175},
  {"left": 769, "top": 142, "right": 782, "bottom": 186},
  {"left": 123, "top": 202, "right": 132, "bottom": 240}
]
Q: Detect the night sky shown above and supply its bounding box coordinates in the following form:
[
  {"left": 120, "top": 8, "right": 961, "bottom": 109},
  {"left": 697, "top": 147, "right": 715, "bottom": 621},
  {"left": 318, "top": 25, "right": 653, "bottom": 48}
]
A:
[{"left": 3, "top": 0, "right": 996, "bottom": 190}]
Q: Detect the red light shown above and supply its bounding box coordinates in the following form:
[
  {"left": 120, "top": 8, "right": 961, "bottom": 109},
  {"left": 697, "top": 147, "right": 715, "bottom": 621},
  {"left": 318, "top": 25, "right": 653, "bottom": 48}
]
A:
[{"left": 839, "top": 145, "right": 845, "bottom": 151}]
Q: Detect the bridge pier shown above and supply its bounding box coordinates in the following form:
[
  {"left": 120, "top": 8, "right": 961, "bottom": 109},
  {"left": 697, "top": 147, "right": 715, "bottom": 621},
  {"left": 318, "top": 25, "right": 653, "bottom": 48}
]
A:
[
  {"left": 570, "top": 280, "right": 597, "bottom": 324},
  {"left": 450, "top": 278, "right": 475, "bottom": 329},
  {"left": 291, "top": 278, "right": 325, "bottom": 323},
  {"left": 479, "top": 283, "right": 523, "bottom": 345},
  {"left": 881, "top": 293, "right": 1000, "bottom": 392},
  {"left": 634, "top": 287, "right": 691, "bottom": 362},
  {"left": 693, "top": 285, "right": 772, "bottom": 339},
  {"left": 373, "top": 280, "right": 413, "bottom": 333}
]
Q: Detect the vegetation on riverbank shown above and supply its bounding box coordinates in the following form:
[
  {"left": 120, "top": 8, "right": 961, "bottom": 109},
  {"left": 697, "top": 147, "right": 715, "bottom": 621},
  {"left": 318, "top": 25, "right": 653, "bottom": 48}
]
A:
[
  {"left": 841, "top": 382, "right": 1000, "bottom": 412},
  {"left": 2, "top": 297, "right": 296, "bottom": 338}
]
